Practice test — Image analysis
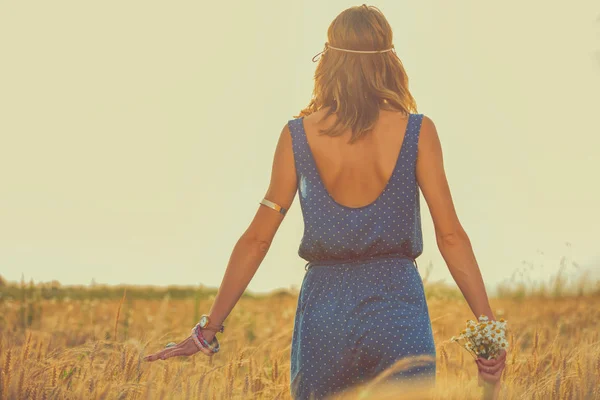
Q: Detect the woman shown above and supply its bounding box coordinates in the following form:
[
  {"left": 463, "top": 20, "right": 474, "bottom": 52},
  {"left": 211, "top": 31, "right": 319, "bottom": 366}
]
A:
[{"left": 144, "top": 4, "right": 506, "bottom": 399}]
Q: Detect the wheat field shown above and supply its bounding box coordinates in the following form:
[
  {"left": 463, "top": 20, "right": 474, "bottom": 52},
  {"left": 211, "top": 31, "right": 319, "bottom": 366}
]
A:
[{"left": 0, "top": 258, "right": 599, "bottom": 400}]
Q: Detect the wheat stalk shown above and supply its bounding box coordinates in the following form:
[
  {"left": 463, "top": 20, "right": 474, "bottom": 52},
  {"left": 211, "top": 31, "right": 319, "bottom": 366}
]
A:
[
  {"left": 22, "top": 331, "right": 32, "bottom": 362},
  {"left": 114, "top": 289, "right": 127, "bottom": 342},
  {"left": 17, "top": 369, "right": 25, "bottom": 399},
  {"left": 2, "top": 348, "right": 12, "bottom": 400}
]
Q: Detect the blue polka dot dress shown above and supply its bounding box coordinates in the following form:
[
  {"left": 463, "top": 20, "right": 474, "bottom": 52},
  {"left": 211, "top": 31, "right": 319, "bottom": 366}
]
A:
[{"left": 287, "top": 113, "right": 436, "bottom": 399}]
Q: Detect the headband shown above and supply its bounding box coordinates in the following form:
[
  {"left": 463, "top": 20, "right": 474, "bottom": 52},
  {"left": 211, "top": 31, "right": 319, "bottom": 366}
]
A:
[{"left": 312, "top": 42, "right": 395, "bottom": 62}]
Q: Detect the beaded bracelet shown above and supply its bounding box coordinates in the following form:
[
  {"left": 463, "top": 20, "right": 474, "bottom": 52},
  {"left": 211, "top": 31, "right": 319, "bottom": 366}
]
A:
[
  {"left": 191, "top": 324, "right": 214, "bottom": 352},
  {"left": 197, "top": 326, "right": 220, "bottom": 353},
  {"left": 191, "top": 323, "right": 220, "bottom": 353}
]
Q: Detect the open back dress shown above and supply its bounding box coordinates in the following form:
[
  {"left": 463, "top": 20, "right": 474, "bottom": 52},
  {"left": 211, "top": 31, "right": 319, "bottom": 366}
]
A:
[{"left": 287, "top": 113, "right": 437, "bottom": 399}]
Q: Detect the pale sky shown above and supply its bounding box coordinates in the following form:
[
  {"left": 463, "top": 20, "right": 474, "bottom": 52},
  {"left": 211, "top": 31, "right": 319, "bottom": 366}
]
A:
[{"left": 1, "top": 1, "right": 599, "bottom": 296}]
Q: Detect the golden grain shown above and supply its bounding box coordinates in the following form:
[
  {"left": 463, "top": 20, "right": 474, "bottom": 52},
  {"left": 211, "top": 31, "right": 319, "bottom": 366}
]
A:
[
  {"left": 2, "top": 348, "right": 12, "bottom": 400},
  {"left": 114, "top": 289, "right": 127, "bottom": 342},
  {"left": 0, "top": 266, "right": 597, "bottom": 399},
  {"left": 17, "top": 368, "right": 24, "bottom": 399}
]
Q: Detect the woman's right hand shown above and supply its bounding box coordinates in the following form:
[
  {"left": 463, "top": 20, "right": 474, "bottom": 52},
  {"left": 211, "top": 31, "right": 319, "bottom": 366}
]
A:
[{"left": 475, "top": 349, "right": 506, "bottom": 397}]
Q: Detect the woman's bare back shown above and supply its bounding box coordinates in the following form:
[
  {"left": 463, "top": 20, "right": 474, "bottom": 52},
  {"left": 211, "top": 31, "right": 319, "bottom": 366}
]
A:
[{"left": 300, "top": 108, "right": 411, "bottom": 209}]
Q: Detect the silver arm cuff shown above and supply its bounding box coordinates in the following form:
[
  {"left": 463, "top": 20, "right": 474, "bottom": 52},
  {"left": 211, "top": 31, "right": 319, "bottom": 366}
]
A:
[{"left": 260, "top": 198, "right": 287, "bottom": 215}]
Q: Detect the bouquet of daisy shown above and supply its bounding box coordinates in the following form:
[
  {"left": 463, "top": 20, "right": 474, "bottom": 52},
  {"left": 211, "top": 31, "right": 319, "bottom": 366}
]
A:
[
  {"left": 450, "top": 315, "right": 509, "bottom": 399},
  {"left": 450, "top": 315, "right": 509, "bottom": 359}
]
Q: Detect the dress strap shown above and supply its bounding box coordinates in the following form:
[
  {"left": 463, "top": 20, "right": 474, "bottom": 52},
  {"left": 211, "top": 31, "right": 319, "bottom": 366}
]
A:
[
  {"left": 405, "top": 114, "right": 424, "bottom": 169},
  {"left": 288, "top": 118, "right": 319, "bottom": 200},
  {"left": 288, "top": 118, "right": 307, "bottom": 178}
]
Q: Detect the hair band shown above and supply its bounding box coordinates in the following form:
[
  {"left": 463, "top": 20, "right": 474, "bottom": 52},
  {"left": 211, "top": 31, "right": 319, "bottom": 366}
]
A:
[{"left": 312, "top": 42, "right": 395, "bottom": 62}]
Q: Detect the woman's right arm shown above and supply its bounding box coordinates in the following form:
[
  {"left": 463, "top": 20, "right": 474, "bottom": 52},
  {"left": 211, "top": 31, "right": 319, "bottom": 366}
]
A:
[{"left": 416, "top": 115, "right": 495, "bottom": 321}]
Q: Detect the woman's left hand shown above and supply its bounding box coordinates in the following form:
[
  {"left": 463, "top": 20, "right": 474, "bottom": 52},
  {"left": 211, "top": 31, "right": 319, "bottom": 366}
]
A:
[
  {"left": 144, "top": 329, "right": 217, "bottom": 361},
  {"left": 144, "top": 335, "right": 200, "bottom": 361}
]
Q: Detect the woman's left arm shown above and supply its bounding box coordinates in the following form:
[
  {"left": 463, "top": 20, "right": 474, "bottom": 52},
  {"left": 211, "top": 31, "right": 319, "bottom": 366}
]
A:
[
  {"left": 145, "top": 123, "right": 297, "bottom": 361},
  {"left": 204, "top": 123, "right": 297, "bottom": 339}
]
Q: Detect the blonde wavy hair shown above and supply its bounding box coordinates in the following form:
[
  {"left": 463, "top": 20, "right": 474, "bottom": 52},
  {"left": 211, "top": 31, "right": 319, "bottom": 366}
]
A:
[{"left": 295, "top": 4, "right": 418, "bottom": 144}]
